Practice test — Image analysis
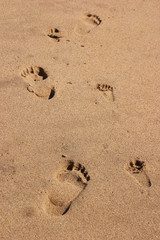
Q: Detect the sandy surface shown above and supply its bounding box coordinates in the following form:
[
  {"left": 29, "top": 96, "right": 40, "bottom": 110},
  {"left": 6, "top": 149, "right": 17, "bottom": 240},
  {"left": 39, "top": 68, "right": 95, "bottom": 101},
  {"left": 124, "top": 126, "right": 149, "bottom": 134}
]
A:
[{"left": 1, "top": 0, "right": 160, "bottom": 239}]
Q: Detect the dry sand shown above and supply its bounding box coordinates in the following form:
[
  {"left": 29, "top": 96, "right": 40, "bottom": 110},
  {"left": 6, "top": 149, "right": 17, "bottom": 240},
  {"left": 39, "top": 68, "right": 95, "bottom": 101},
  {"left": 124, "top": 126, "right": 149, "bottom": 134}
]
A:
[{"left": 1, "top": 0, "right": 160, "bottom": 239}]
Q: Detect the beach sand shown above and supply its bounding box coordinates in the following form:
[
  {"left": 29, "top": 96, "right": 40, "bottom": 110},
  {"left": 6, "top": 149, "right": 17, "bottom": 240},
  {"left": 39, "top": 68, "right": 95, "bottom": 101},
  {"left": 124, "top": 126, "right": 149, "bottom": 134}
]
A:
[{"left": 0, "top": 0, "right": 160, "bottom": 239}]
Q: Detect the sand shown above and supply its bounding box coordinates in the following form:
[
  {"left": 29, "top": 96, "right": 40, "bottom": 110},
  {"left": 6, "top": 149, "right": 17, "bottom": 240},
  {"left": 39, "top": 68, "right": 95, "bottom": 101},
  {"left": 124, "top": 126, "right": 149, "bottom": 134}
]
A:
[{"left": 0, "top": 0, "right": 160, "bottom": 239}]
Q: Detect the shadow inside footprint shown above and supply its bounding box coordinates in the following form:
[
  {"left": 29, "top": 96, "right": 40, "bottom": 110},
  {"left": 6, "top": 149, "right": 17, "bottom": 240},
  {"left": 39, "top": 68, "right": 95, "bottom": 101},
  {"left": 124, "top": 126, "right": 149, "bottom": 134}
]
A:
[
  {"left": 38, "top": 67, "right": 48, "bottom": 79},
  {"left": 43, "top": 160, "right": 90, "bottom": 216},
  {"left": 49, "top": 88, "right": 55, "bottom": 99},
  {"left": 62, "top": 203, "right": 71, "bottom": 215}
]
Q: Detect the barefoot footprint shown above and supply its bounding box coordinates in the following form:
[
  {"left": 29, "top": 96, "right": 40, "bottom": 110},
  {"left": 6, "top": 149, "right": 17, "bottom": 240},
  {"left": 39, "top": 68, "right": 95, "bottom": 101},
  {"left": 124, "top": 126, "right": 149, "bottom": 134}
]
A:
[
  {"left": 126, "top": 158, "right": 151, "bottom": 187},
  {"left": 74, "top": 13, "right": 102, "bottom": 35},
  {"left": 97, "top": 83, "right": 115, "bottom": 101},
  {"left": 21, "top": 66, "right": 55, "bottom": 99},
  {"left": 43, "top": 160, "right": 90, "bottom": 216},
  {"left": 47, "top": 28, "right": 62, "bottom": 42}
]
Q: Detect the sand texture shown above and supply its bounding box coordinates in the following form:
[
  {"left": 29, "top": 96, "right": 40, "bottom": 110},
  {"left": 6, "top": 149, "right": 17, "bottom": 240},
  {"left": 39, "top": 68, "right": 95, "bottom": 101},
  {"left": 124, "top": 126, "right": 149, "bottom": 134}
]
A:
[{"left": 0, "top": 0, "right": 160, "bottom": 239}]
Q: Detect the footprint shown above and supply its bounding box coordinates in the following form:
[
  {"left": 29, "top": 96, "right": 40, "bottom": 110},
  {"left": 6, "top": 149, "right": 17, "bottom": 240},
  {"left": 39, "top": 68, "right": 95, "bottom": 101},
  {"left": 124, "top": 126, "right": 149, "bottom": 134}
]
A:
[
  {"left": 97, "top": 83, "right": 115, "bottom": 101},
  {"left": 27, "top": 84, "right": 55, "bottom": 99},
  {"left": 97, "top": 83, "right": 113, "bottom": 92},
  {"left": 21, "top": 66, "right": 48, "bottom": 83},
  {"left": 74, "top": 13, "right": 102, "bottom": 35},
  {"left": 43, "top": 160, "right": 90, "bottom": 216},
  {"left": 126, "top": 158, "right": 151, "bottom": 187},
  {"left": 47, "top": 28, "right": 62, "bottom": 42},
  {"left": 21, "top": 66, "right": 55, "bottom": 99}
]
